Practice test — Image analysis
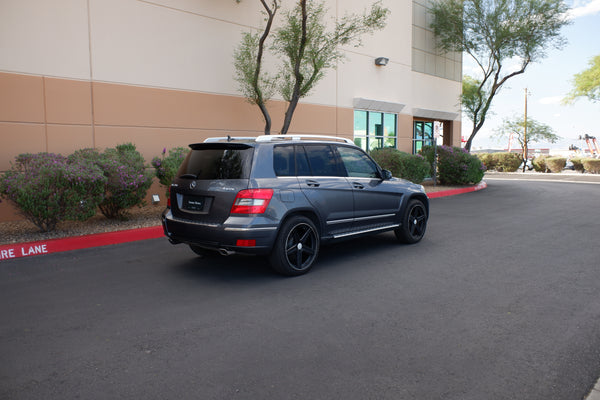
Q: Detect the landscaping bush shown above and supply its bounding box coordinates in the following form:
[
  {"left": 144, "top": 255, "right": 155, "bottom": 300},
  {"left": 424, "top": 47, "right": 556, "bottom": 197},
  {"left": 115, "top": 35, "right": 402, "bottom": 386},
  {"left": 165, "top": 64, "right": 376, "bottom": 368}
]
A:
[
  {"left": 532, "top": 155, "right": 550, "bottom": 172},
  {"left": 570, "top": 157, "right": 585, "bottom": 173},
  {"left": 0, "top": 153, "right": 106, "bottom": 232},
  {"left": 582, "top": 158, "right": 600, "bottom": 174},
  {"left": 70, "top": 144, "right": 153, "bottom": 219},
  {"left": 151, "top": 146, "right": 190, "bottom": 195},
  {"left": 476, "top": 153, "right": 497, "bottom": 171},
  {"left": 545, "top": 157, "right": 567, "bottom": 173},
  {"left": 493, "top": 152, "right": 522, "bottom": 172},
  {"left": 422, "top": 145, "right": 485, "bottom": 185},
  {"left": 370, "top": 148, "right": 430, "bottom": 184},
  {"left": 437, "top": 146, "right": 486, "bottom": 185}
]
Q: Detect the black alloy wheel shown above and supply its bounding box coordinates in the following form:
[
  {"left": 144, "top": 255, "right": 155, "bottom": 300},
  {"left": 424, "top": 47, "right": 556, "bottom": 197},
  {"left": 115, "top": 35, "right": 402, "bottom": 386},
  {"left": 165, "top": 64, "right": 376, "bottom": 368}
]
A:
[
  {"left": 269, "top": 216, "right": 320, "bottom": 276},
  {"left": 395, "top": 199, "right": 428, "bottom": 244}
]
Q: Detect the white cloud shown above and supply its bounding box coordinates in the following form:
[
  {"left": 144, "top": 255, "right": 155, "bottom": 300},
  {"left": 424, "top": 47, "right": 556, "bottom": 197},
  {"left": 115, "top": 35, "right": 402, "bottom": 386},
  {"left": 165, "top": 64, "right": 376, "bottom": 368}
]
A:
[
  {"left": 567, "top": 0, "right": 600, "bottom": 19},
  {"left": 539, "top": 96, "right": 563, "bottom": 105}
]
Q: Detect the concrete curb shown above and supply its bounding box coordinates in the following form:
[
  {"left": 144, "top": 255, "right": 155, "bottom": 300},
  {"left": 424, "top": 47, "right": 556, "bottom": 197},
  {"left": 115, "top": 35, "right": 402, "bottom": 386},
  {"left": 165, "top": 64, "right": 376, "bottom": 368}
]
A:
[
  {"left": 426, "top": 181, "right": 487, "bottom": 199},
  {"left": 0, "top": 182, "right": 488, "bottom": 261},
  {"left": 0, "top": 226, "right": 163, "bottom": 262}
]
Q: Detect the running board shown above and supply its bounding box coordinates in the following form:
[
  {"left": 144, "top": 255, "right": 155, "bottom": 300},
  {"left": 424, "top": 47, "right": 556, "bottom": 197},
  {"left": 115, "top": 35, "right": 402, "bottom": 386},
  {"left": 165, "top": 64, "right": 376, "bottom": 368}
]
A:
[{"left": 332, "top": 224, "right": 400, "bottom": 239}]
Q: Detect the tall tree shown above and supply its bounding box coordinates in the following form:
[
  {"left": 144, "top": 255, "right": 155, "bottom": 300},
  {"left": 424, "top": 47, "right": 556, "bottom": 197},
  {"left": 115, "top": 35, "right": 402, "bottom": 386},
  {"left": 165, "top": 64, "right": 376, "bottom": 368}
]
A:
[
  {"left": 234, "top": 0, "right": 388, "bottom": 135},
  {"left": 494, "top": 116, "right": 560, "bottom": 170},
  {"left": 430, "top": 0, "right": 570, "bottom": 151},
  {"left": 275, "top": 0, "right": 388, "bottom": 134},
  {"left": 563, "top": 54, "right": 600, "bottom": 104},
  {"left": 234, "top": 0, "right": 280, "bottom": 135}
]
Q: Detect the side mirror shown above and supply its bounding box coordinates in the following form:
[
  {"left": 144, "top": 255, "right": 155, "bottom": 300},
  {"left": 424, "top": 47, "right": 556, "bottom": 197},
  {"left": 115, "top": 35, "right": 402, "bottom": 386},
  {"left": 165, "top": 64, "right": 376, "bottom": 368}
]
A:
[{"left": 381, "top": 169, "right": 393, "bottom": 180}]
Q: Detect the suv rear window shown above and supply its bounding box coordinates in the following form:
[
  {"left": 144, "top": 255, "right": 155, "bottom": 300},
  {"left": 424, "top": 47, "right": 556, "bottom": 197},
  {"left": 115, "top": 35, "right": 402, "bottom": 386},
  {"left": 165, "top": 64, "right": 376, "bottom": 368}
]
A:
[{"left": 178, "top": 144, "right": 253, "bottom": 180}]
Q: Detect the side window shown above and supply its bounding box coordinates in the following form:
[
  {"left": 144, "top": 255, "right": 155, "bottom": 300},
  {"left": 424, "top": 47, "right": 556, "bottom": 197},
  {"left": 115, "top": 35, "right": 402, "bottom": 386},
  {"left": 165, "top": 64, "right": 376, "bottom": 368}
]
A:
[
  {"left": 273, "top": 145, "right": 294, "bottom": 176},
  {"left": 295, "top": 146, "right": 311, "bottom": 176},
  {"left": 303, "top": 145, "right": 344, "bottom": 177},
  {"left": 337, "top": 146, "right": 379, "bottom": 178}
]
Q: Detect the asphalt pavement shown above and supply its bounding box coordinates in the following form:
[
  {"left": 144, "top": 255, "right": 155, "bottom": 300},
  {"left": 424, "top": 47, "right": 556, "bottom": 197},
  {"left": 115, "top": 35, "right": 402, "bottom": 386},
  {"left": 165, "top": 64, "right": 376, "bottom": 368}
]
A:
[{"left": 1, "top": 174, "right": 600, "bottom": 399}]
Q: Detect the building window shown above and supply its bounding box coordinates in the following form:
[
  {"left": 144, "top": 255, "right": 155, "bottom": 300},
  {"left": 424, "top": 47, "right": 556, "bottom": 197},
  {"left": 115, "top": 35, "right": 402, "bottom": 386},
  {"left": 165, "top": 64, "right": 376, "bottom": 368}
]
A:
[
  {"left": 353, "top": 110, "right": 397, "bottom": 152},
  {"left": 412, "top": 0, "right": 462, "bottom": 81},
  {"left": 413, "top": 121, "right": 434, "bottom": 154}
]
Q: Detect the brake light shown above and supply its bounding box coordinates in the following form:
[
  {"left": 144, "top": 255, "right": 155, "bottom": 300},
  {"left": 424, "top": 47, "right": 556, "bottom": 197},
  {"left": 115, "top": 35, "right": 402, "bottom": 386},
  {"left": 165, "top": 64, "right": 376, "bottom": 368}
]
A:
[
  {"left": 167, "top": 187, "right": 171, "bottom": 208},
  {"left": 230, "top": 189, "right": 274, "bottom": 214}
]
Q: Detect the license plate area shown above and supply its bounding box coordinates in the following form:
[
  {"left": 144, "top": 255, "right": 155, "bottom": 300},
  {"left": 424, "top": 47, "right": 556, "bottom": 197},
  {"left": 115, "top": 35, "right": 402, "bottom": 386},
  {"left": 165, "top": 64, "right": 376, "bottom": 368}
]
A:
[{"left": 182, "top": 195, "right": 209, "bottom": 213}]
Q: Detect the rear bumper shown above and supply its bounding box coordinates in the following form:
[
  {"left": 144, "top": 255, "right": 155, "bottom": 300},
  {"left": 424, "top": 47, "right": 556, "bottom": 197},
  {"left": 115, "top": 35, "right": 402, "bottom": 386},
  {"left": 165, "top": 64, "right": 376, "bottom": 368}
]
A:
[{"left": 161, "top": 209, "right": 278, "bottom": 255}]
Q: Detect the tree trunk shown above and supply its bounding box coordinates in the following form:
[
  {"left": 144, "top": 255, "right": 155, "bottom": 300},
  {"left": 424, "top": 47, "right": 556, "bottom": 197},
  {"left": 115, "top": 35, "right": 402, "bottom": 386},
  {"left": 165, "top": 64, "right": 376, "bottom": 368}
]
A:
[
  {"left": 281, "top": 0, "right": 307, "bottom": 135},
  {"left": 254, "top": 0, "right": 278, "bottom": 135}
]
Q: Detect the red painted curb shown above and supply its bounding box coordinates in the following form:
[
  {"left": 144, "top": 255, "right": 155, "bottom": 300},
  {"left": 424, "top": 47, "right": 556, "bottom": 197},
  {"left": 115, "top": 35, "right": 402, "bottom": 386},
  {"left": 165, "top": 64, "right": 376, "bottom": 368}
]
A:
[
  {"left": 0, "top": 181, "right": 487, "bottom": 261},
  {"left": 0, "top": 226, "right": 163, "bottom": 262},
  {"left": 427, "top": 181, "right": 487, "bottom": 199}
]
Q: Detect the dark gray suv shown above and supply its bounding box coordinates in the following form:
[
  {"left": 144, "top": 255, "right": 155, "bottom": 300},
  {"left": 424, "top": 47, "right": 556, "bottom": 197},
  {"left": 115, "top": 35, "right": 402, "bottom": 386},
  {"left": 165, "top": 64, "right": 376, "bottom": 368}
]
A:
[{"left": 161, "top": 135, "right": 429, "bottom": 276}]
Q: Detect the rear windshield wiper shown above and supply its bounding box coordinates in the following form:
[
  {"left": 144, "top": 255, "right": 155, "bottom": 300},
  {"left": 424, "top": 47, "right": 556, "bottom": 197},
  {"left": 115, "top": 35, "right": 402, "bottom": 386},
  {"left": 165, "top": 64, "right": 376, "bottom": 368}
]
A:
[{"left": 179, "top": 173, "right": 198, "bottom": 179}]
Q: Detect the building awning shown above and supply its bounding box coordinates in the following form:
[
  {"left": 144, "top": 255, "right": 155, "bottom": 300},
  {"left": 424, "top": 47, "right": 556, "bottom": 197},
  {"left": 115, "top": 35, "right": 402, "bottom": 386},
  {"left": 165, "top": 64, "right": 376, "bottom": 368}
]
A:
[
  {"left": 412, "top": 108, "right": 459, "bottom": 121},
  {"left": 353, "top": 98, "right": 406, "bottom": 113}
]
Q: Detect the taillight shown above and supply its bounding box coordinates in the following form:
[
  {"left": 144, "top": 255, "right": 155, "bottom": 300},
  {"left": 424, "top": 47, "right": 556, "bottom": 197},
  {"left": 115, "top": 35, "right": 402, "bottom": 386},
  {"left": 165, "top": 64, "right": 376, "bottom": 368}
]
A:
[
  {"left": 230, "top": 189, "right": 274, "bottom": 214},
  {"left": 167, "top": 187, "right": 171, "bottom": 208}
]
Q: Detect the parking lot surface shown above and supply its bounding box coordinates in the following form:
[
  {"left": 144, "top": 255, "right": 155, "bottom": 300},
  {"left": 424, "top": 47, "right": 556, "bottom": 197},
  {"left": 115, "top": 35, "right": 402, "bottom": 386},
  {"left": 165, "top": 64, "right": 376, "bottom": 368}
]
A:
[{"left": 1, "top": 179, "right": 600, "bottom": 399}]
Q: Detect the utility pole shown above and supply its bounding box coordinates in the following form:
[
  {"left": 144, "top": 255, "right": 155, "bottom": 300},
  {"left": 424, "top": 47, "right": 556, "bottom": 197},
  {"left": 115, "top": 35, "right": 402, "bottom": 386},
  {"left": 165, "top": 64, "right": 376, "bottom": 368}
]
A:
[{"left": 522, "top": 88, "right": 528, "bottom": 172}]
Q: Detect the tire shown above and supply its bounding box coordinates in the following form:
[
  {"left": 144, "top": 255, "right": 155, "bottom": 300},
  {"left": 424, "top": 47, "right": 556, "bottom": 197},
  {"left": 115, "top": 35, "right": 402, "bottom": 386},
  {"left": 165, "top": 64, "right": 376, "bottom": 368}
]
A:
[
  {"left": 269, "top": 215, "right": 320, "bottom": 276},
  {"left": 189, "top": 244, "right": 217, "bottom": 257},
  {"left": 395, "top": 199, "right": 428, "bottom": 244}
]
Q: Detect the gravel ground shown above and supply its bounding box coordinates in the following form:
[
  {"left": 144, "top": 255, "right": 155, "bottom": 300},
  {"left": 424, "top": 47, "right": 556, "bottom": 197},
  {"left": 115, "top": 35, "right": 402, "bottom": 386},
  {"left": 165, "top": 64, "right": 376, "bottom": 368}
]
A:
[
  {"left": 0, "top": 182, "right": 459, "bottom": 246},
  {"left": 0, "top": 206, "right": 164, "bottom": 246}
]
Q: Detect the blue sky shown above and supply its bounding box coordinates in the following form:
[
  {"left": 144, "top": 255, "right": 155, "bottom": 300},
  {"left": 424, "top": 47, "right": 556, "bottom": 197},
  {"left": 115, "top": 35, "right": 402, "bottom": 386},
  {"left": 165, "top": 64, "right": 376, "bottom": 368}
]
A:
[{"left": 463, "top": 0, "right": 600, "bottom": 151}]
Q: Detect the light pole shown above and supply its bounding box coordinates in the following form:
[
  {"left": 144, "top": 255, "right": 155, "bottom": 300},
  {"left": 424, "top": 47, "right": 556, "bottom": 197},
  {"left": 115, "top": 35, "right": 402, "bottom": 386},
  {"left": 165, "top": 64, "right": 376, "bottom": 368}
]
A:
[{"left": 522, "top": 88, "right": 529, "bottom": 172}]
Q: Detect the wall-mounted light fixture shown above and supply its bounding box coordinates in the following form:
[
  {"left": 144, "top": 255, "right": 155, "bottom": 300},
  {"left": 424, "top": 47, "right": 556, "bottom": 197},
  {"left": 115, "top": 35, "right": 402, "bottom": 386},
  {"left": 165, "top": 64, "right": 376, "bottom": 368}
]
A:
[{"left": 374, "top": 57, "right": 389, "bottom": 66}]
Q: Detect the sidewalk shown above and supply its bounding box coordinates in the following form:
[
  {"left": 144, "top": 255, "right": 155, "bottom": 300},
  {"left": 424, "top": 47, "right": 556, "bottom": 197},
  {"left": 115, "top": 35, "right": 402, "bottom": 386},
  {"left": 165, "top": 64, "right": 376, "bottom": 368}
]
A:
[
  {"left": 0, "top": 183, "right": 488, "bottom": 261},
  {"left": 485, "top": 170, "right": 600, "bottom": 184}
]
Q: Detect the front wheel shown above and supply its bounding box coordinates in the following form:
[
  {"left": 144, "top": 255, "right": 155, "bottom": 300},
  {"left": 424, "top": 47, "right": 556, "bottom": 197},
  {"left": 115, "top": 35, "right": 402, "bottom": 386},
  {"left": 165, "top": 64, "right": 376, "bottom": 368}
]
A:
[
  {"left": 395, "top": 199, "right": 428, "bottom": 244},
  {"left": 269, "top": 216, "right": 320, "bottom": 276}
]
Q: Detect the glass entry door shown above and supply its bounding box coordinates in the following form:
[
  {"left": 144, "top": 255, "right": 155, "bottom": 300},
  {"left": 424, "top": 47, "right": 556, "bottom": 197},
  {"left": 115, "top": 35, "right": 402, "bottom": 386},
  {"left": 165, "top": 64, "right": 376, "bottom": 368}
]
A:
[{"left": 413, "top": 121, "right": 434, "bottom": 154}]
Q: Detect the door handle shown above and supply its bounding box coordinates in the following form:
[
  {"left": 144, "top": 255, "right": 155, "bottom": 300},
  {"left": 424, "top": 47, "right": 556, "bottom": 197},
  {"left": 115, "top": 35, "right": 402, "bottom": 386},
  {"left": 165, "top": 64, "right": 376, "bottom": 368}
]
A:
[
  {"left": 352, "top": 182, "right": 365, "bottom": 189},
  {"left": 306, "top": 180, "right": 320, "bottom": 187}
]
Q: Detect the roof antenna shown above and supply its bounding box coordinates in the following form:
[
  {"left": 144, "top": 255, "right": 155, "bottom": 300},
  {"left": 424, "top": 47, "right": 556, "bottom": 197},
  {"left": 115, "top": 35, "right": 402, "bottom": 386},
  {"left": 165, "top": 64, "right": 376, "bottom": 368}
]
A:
[{"left": 227, "top": 135, "right": 232, "bottom": 142}]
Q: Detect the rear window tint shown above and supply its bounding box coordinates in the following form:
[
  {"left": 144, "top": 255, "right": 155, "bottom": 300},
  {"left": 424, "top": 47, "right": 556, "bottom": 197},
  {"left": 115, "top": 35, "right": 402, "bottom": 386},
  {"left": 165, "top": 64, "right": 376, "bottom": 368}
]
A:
[
  {"left": 303, "top": 145, "right": 344, "bottom": 177},
  {"left": 273, "top": 145, "right": 343, "bottom": 177},
  {"left": 273, "top": 145, "right": 294, "bottom": 176},
  {"left": 178, "top": 145, "right": 253, "bottom": 179}
]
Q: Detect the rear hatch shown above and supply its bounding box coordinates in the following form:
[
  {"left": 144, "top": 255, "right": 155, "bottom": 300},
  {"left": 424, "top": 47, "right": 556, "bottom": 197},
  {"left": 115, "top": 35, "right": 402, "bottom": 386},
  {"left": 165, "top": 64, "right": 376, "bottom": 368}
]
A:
[{"left": 170, "top": 143, "right": 255, "bottom": 224}]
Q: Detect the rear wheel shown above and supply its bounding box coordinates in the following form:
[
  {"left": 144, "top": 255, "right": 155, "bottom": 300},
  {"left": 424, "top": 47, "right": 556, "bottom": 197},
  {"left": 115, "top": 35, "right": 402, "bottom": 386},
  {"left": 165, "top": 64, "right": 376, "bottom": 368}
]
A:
[
  {"left": 395, "top": 199, "right": 427, "bottom": 244},
  {"left": 269, "top": 216, "right": 320, "bottom": 276}
]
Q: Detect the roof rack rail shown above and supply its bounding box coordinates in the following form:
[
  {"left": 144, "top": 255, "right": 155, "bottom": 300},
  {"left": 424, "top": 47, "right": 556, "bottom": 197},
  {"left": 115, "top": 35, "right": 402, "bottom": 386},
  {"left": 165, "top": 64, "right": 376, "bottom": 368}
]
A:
[
  {"left": 255, "top": 134, "right": 354, "bottom": 144},
  {"left": 203, "top": 136, "right": 257, "bottom": 143}
]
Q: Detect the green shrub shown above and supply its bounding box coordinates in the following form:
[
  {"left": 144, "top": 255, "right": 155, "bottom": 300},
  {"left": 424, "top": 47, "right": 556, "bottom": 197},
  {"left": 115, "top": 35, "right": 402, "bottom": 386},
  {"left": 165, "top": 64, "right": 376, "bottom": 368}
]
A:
[
  {"left": 0, "top": 153, "right": 106, "bottom": 232},
  {"left": 476, "top": 153, "right": 497, "bottom": 171},
  {"left": 422, "top": 145, "right": 485, "bottom": 185},
  {"left": 370, "top": 148, "right": 430, "bottom": 184},
  {"left": 582, "top": 158, "right": 600, "bottom": 174},
  {"left": 545, "top": 157, "right": 566, "bottom": 173},
  {"left": 532, "top": 155, "right": 550, "bottom": 172},
  {"left": 70, "top": 143, "right": 153, "bottom": 219},
  {"left": 570, "top": 157, "right": 585, "bottom": 172},
  {"left": 419, "top": 145, "right": 436, "bottom": 176},
  {"left": 151, "top": 146, "right": 190, "bottom": 195},
  {"left": 493, "top": 152, "right": 522, "bottom": 172}
]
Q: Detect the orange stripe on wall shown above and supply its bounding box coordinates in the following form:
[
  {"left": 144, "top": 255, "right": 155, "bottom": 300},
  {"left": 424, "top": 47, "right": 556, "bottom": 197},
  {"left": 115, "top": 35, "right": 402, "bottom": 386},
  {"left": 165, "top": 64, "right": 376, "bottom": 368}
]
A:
[{"left": 0, "top": 72, "right": 354, "bottom": 222}]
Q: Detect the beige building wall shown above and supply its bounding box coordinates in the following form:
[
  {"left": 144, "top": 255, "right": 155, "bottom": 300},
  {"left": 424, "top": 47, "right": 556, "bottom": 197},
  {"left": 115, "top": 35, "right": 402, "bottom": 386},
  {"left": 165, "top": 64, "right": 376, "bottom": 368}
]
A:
[{"left": 0, "top": 0, "right": 461, "bottom": 221}]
